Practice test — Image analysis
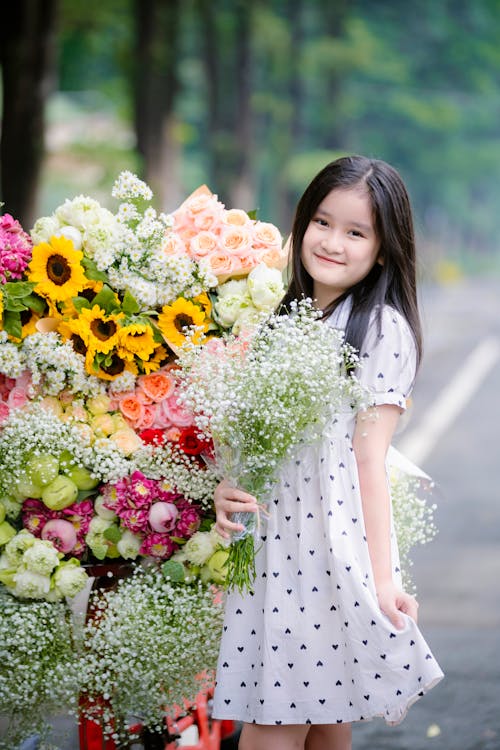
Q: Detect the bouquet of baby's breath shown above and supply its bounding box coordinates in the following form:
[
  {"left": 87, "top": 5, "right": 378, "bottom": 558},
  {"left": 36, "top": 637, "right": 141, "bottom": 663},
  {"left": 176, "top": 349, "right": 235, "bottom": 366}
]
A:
[
  {"left": 390, "top": 467, "right": 437, "bottom": 592},
  {"left": 0, "top": 588, "right": 80, "bottom": 750},
  {"left": 178, "top": 299, "right": 368, "bottom": 592},
  {"left": 78, "top": 564, "right": 224, "bottom": 744}
]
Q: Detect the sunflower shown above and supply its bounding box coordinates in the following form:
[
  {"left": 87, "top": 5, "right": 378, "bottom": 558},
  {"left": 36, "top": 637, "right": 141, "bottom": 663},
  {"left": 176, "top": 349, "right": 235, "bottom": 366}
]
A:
[
  {"left": 70, "top": 305, "right": 124, "bottom": 355},
  {"left": 140, "top": 344, "right": 174, "bottom": 374},
  {"left": 20, "top": 309, "right": 41, "bottom": 338},
  {"left": 193, "top": 291, "right": 212, "bottom": 317},
  {"left": 28, "top": 236, "right": 88, "bottom": 302},
  {"left": 58, "top": 319, "right": 89, "bottom": 357},
  {"left": 86, "top": 349, "right": 138, "bottom": 381},
  {"left": 157, "top": 297, "right": 209, "bottom": 347},
  {"left": 59, "top": 279, "right": 105, "bottom": 318},
  {"left": 117, "top": 322, "right": 157, "bottom": 362}
]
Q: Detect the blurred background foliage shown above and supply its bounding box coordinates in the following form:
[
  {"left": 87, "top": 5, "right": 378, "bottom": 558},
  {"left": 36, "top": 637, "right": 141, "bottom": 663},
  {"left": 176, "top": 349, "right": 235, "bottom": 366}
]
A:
[{"left": 2, "top": 0, "right": 500, "bottom": 278}]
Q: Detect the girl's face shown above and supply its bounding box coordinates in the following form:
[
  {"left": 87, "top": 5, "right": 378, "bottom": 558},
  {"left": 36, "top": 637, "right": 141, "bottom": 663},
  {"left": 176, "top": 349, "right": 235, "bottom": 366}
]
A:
[{"left": 301, "top": 187, "right": 381, "bottom": 309}]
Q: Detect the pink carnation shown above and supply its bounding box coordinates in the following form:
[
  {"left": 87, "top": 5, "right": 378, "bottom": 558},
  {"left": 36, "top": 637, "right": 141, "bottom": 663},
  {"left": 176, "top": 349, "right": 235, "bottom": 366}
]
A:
[
  {"left": 120, "top": 507, "right": 150, "bottom": 533},
  {"left": 0, "top": 213, "right": 32, "bottom": 283},
  {"left": 112, "top": 471, "right": 159, "bottom": 512},
  {"left": 175, "top": 506, "right": 201, "bottom": 538},
  {"left": 139, "top": 532, "right": 178, "bottom": 559}
]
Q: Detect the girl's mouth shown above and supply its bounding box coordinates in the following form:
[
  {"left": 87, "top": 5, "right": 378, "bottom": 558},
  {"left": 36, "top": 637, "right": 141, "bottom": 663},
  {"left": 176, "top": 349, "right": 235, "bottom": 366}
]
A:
[{"left": 315, "top": 253, "right": 345, "bottom": 265}]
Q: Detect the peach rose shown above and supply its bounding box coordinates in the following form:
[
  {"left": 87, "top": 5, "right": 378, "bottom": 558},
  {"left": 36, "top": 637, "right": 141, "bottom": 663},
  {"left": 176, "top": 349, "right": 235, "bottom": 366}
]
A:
[
  {"left": 207, "top": 250, "right": 239, "bottom": 278},
  {"left": 162, "top": 232, "right": 187, "bottom": 257},
  {"left": 119, "top": 394, "right": 144, "bottom": 425},
  {"left": 111, "top": 427, "right": 143, "bottom": 455},
  {"left": 222, "top": 209, "right": 251, "bottom": 228},
  {"left": 189, "top": 231, "right": 220, "bottom": 259},
  {"left": 138, "top": 370, "right": 175, "bottom": 403},
  {"left": 220, "top": 226, "right": 253, "bottom": 257},
  {"left": 165, "top": 426, "right": 181, "bottom": 442},
  {"left": 252, "top": 221, "right": 282, "bottom": 249},
  {"left": 259, "top": 246, "right": 290, "bottom": 271}
]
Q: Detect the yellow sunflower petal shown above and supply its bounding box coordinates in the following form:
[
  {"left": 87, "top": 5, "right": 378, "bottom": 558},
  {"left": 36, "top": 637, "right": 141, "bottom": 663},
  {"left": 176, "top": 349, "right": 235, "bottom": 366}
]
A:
[{"left": 157, "top": 297, "right": 209, "bottom": 348}]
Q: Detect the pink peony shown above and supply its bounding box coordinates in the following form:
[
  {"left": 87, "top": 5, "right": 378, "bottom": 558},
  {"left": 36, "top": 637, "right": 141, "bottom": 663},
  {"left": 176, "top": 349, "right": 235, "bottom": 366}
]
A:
[
  {"left": 148, "top": 501, "right": 179, "bottom": 533},
  {"left": 41, "top": 519, "right": 77, "bottom": 553},
  {"left": 120, "top": 507, "right": 150, "bottom": 533},
  {"left": 139, "top": 532, "right": 178, "bottom": 559}
]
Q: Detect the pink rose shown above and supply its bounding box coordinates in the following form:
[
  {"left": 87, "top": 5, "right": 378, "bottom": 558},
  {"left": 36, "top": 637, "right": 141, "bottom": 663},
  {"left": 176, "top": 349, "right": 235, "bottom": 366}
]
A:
[
  {"left": 161, "top": 394, "right": 193, "bottom": 427},
  {"left": 162, "top": 232, "right": 187, "bottom": 257},
  {"left": 252, "top": 221, "right": 282, "bottom": 249},
  {"left": 189, "top": 231, "right": 220, "bottom": 259},
  {"left": 0, "top": 401, "right": 10, "bottom": 424},
  {"left": 220, "top": 226, "right": 253, "bottom": 257},
  {"left": 7, "top": 386, "right": 29, "bottom": 411},
  {"left": 206, "top": 250, "right": 238, "bottom": 278},
  {"left": 135, "top": 403, "right": 156, "bottom": 430},
  {"left": 222, "top": 208, "right": 251, "bottom": 228}
]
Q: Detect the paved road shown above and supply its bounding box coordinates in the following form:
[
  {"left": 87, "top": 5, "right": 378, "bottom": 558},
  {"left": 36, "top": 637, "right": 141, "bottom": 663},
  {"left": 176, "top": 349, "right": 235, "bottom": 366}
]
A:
[
  {"left": 354, "top": 277, "right": 500, "bottom": 750},
  {"left": 4, "top": 277, "right": 500, "bottom": 750}
]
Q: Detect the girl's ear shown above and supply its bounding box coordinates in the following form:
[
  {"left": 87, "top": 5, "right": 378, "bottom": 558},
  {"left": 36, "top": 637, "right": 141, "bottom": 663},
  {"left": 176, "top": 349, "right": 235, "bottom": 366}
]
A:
[{"left": 377, "top": 254, "right": 384, "bottom": 266}]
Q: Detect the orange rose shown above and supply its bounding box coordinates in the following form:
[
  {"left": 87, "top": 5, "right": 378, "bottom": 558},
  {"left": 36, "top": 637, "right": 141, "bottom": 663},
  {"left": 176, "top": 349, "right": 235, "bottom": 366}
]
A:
[
  {"left": 119, "top": 394, "right": 144, "bottom": 425},
  {"left": 138, "top": 371, "right": 176, "bottom": 403},
  {"left": 258, "top": 246, "right": 290, "bottom": 271}
]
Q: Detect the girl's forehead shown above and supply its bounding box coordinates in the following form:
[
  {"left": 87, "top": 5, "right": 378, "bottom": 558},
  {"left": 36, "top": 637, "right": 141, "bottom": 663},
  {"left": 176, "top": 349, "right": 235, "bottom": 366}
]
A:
[{"left": 316, "top": 186, "right": 374, "bottom": 218}]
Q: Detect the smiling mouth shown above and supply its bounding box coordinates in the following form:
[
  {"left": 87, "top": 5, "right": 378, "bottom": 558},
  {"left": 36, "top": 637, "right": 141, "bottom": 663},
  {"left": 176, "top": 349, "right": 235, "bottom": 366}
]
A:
[{"left": 315, "top": 254, "right": 345, "bottom": 265}]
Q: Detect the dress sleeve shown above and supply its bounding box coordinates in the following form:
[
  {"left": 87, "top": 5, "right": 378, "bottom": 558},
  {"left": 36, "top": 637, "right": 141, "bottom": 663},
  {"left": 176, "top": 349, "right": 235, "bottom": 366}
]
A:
[{"left": 357, "top": 306, "right": 417, "bottom": 411}]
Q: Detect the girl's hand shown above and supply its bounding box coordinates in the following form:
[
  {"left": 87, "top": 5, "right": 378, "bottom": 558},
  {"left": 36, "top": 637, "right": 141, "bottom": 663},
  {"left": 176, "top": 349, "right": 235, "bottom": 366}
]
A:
[
  {"left": 214, "top": 479, "right": 258, "bottom": 539},
  {"left": 376, "top": 580, "right": 419, "bottom": 630}
]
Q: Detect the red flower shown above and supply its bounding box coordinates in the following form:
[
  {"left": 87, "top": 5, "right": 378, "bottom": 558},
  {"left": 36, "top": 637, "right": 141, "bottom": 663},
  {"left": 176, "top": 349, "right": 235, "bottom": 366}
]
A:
[
  {"left": 139, "top": 428, "right": 166, "bottom": 446},
  {"left": 177, "top": 425, "right": 210, "bottom": 456}
]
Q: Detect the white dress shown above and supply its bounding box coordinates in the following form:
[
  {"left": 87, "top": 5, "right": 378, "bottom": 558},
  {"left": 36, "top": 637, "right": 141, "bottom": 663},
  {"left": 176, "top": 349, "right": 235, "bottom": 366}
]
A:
[{"left": 212, "top": 303, "right": 444, "bottom": 726}]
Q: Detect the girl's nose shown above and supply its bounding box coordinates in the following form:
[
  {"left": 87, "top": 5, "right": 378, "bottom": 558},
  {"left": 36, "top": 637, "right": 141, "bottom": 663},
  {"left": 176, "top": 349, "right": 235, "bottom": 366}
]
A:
[{"left": 321, "top": 231, "right": 342, "bottom": 254}]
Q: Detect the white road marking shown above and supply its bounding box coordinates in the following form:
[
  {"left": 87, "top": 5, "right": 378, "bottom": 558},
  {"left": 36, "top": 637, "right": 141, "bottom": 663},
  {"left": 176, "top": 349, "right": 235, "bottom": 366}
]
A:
[{"left": 397, "top": 336, "right": 500, "bottom": 465}]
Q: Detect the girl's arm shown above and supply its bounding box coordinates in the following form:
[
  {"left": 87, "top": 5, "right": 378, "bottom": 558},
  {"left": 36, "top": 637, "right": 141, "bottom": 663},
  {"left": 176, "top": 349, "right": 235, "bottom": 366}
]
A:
[{"left": 353, "top": 404, "right": 418, "bottom": 630}]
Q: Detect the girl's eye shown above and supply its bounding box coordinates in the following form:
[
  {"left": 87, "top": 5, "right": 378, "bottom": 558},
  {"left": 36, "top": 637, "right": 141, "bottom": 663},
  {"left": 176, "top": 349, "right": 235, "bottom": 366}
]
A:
[
  {"left": 348, "top": 229, "right": 364, "bottom": 238},
  {"left": 313, "top": 217, "right": 328, "bottom": 227}
]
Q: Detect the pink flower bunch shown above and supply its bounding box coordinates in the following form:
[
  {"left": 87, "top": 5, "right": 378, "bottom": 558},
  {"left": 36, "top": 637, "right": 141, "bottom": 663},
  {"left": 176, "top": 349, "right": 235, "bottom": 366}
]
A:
[
  {"left": 169, "top": 187, "right": 287, "bottom": 280},
  {"left": 0, "top": 213, "right": 33, "bottom": 283},
  {"left": 22, "top": 498, "right": 94, "bottom": 556},
  {"left": 117, "top": 367, "right": 194, "bottom": 441},
  {"left": 0, "top": 371, "right": 32, "bottom": 424},
  {"left": 102, "top": 470, "right": 201, "bottom": 559}
]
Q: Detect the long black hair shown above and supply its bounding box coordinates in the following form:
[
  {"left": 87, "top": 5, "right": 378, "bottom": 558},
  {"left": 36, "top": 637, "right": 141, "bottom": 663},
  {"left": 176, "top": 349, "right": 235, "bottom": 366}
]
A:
[{"left": 280, "top": 155, "right": 422, "bottom": 367}]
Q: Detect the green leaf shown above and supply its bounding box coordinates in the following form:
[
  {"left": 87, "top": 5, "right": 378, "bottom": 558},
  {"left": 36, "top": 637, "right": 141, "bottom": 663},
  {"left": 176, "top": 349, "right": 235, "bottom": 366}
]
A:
[
  {"left": 72, "top": 296, "right": 91, "bottom": 313},
  {"left": 247, "top": 209, "right": 259, "bottom": 221},
  {"left": 4, "top": 299, "right": 28, "bottom": 312},
  {"left": 91, "top": 284, "right": 119, "bottom": 314},
  {"left": 2, "top": 311, "right": 22, "bottom": 339},
  {"left": 103, "top": 525, "right": 122, "bottom": 543},
  {"left": 81, "top": 257, "right": 109, "bottom": 282},
  {"left": 2, "top": 281, "right": 36, "bottom": 298},
  {"left": 77, "top": 489, "right": 99, "bottom": 502},
  {"left": 24, "top": 293, "right": 46, "bottom": 314},
  {"left": 161, "top": 560, "right": 185, "bottom": 583},
  {"left": 121, "top": 290, "right": 140, "bottom": 316}
]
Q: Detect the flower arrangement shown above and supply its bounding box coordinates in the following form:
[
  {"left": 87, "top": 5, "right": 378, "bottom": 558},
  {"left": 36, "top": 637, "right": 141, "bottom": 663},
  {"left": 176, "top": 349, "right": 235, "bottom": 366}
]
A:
[{"left": 177, "top": 299, "right": 369, "bottom": 592}]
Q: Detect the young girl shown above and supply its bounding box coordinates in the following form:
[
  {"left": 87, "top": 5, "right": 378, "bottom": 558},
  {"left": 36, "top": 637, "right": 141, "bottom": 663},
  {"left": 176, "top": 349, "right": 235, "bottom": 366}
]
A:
[{"left": 212, "top": 155, "right": 444, "bottom": 750}]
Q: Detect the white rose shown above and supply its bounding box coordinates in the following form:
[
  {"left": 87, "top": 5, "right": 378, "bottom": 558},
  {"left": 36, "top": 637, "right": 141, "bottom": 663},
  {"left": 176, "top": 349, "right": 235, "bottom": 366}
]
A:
[
  {"left": 55, "top": 196, "right": 103, "bottom": 229},
  {"left": 116, "top": 529, "right": 142, "bottom": 560},
  {"left": 214, "top": 294, "right": 251, "bottom": 328},
  {"left": 216, "top": 279, "right": 248, "bottom": 299},
  {"left": 53, "top": 561, "right": 89, "bottom": 598},
  {"left": 183, "top": 531, "right": 218, "bottom": 566},
  {"left": 30, "top": 216, "right": 61, "bottom": 244},
  {"left": 23, "top": 539, "right": 60, "bottom": 576},
  {"left": 55, "top": 225, "right": 83, "bottom": 250},
  {"left": 12, "top": 567, "right": 51, "bottom": 599},
  {"left": 247, "top": 262, "right": 285, "bottom": 311}
]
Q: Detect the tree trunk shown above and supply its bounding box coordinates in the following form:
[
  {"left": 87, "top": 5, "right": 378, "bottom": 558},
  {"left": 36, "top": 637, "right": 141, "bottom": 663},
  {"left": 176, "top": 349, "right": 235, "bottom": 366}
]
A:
[
  {"left": 133, "top": 0, "right": 181, "bottom": 209},
  {"left": 0, "top": 0, "right": 57, "bottom": 228}
]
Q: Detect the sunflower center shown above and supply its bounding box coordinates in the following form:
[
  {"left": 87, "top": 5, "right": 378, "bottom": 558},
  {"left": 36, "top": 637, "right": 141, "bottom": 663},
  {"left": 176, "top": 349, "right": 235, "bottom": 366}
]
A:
[
  {"left": 90, "top": 319, "right": 118, "bottom": 341},
  {"left": 20, "top": 309, "right": 34, "bottom": 325},
  {"left": 102, "top": 354, "right": 125, "bottom": 376},
  {"left": 174, "top": 313, "right": 195, "bottom": 332},
  {"left": 47, "top": 254, "right": 72, "bottom": 285},
  {"left": 71, "top": 334, "right": 87, "bottom": 355}
]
